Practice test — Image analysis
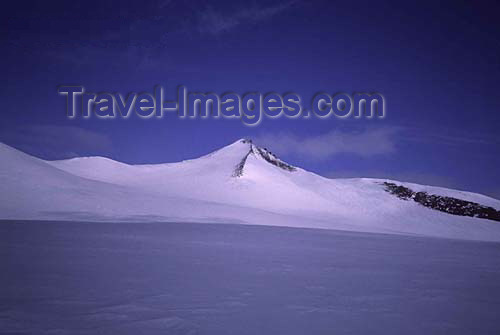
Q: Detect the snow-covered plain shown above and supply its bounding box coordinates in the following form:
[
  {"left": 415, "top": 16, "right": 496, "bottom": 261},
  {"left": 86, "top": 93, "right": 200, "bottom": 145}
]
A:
[
  {"left": 2, "top": 220, "right": 500, "bottom": 334},
  {"left": 1, "top": 139, "right": 500, "bottom": 241}
]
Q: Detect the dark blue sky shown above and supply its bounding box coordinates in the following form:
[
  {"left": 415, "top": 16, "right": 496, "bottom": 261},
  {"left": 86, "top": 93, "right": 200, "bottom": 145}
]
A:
[{"left": 1, "top": 0, "right": 499, "bottom": 198}]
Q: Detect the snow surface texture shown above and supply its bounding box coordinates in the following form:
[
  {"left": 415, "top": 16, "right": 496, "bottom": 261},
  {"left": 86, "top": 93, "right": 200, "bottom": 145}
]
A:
[
  {"left": 2, "top": 221, "right": 500, "bottom": 335},
  {"left": 1, "top": 139, "right": 500, "bottom": 241}
]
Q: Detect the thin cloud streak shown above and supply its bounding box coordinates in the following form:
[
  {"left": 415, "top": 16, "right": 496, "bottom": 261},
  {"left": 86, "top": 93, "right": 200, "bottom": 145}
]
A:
[
  {"left": 253, "top": 127, "right": 399, "bottom": 160},
  {"left": 196, "top": 1, "right": 299, "bottom": 35}
]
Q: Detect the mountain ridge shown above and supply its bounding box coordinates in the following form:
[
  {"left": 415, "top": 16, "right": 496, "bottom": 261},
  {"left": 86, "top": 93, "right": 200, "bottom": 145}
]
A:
[{"left": 1, "top": 139, "right": 499, "bottom": 241}]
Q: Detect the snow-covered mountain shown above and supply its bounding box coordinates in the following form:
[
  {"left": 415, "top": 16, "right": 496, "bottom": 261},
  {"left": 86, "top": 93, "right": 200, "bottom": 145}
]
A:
[{"left": 1, "top": 139, "right": 499, "bottom": 241}]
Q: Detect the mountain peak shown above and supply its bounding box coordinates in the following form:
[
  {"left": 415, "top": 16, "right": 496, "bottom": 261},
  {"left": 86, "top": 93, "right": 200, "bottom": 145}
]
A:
[
  {"left": 230, "top": 139, "right": 296, "bottom": 177},
  {"left": 239, "top": 138, "right": 252, "bottom": 144},
  {"left": 225, "top": 138, "right": 252, "bottom": 147},
  {"left": 1, "top": 140, "right": 500, "bottom": 240}
]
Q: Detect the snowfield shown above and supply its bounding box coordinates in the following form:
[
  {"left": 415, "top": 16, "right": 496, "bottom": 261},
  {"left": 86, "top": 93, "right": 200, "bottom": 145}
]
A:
[
  {"left": 1, "top": 139, "right": 499, "bottom": 241},
  {"left": 2, "top": 140, "right": 500, "bottom": 334},
  {"left": 1, "top": 221, "right": 500, "bottom": 334}
]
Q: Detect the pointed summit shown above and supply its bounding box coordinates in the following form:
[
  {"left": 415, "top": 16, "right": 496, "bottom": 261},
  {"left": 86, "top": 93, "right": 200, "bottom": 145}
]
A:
[
  {"left": 1, "top": 140, "right": 500, "bottom": 239},
  {"left": 230, "top": 138, "right": 296, "bottom": 177}
]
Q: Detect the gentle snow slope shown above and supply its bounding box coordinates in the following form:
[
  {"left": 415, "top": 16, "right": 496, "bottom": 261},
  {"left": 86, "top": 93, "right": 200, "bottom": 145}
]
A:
[
  {"left": 3, "top": 221, "right": 500, "bottom": 334},
  {"left": 1, "top": 139, "right": 499, "bottom": 241}
]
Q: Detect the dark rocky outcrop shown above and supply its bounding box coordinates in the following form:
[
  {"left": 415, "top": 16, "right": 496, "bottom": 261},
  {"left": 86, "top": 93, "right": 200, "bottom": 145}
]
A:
[
  {"left": 255, "top": 147, "right": 296, "bottom": 172},
  {"left": 383, "top": 182, "right": 500, "bottom": 222},
  {"left": 232, "top": 150, "right": 252, "bottom": 177}
]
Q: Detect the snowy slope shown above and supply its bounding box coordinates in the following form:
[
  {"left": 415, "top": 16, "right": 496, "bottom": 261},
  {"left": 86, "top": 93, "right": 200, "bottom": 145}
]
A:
[
  {"left": 1, "top": 139, "right": 500, "bottom": 241},
  {"left": 3, "top": 221, "right": 500, "bottom": 334}
]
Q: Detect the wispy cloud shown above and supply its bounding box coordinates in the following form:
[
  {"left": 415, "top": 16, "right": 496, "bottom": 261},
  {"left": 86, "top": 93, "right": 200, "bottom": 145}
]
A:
[
  {"left": 0, "top": 125, "right": 113, "bottom": 160},
  {"left": 196, "top": 1, "right": 299, "bottom": 35},
  {"left": 253, "top": 127, "right": 399, "bottom": 160},
  {"left": 396, "top": 123, "right": 499, "bottom": 146},
  {"left": 7, "top": 1, "right": 299, "bottom": 69}
]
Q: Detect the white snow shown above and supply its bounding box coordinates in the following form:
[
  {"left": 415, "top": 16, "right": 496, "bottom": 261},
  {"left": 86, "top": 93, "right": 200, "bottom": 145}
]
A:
[
  {"left": 1, "top": 139, "right": 500, "bottom": 241},
  {"left": 2, "top": 221, "right": 500, "bottom": 334}
]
